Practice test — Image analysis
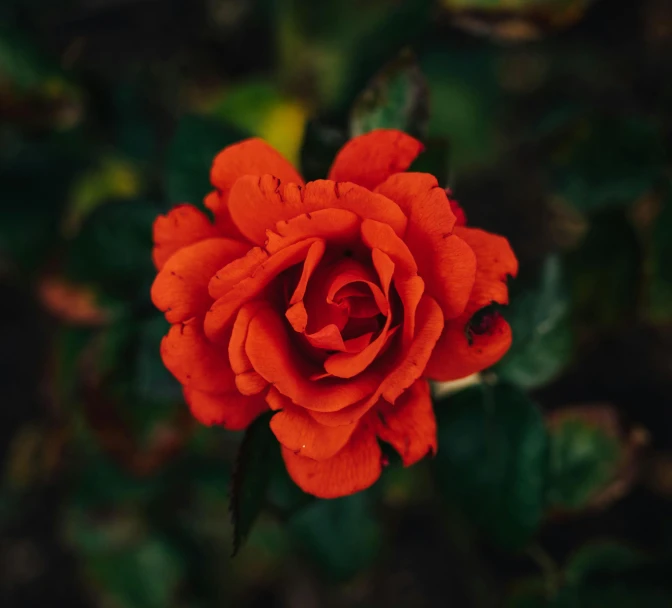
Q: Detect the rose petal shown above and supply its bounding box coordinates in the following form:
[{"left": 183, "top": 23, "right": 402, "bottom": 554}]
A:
[
  {"left": 184, "top": 387, "right": 268, "bottom": 430},
  {"left": 281, "top": 420, "right": 382, "bottom": 498},
  {"left": 245, "top": 307, "right": 383, "bottom": 411},
  {"left": 161, "top": 319, "right": 235, "bottom": 393},
  {"left": 328, "top": 129, "right": 424, "bottom": 191},
  {"left": 228, "top": 177, "right": 407, "bottom": 245},
  {"left": 376, "top": 173, "right": 476, "bottom": 319},
  {"left": 375, "top": 379, "right": 436, "bottom": 466},
  {"left": 152, "top": 204, "right": 221, "bottom": 270},
  {"left": 208, "top": 247, "right": 269, "bottom": 300},
  {"left": 270, "top": 396, "right": 357, "bottom": 460},
  {"left": 360, "top": 219, "right": 417, "bottom": 275},
  {"left": 151, "top": 238, "right": 248, "bottom": 324}
]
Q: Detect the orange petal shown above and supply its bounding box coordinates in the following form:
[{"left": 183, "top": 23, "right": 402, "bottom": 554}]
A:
[
  {"left": 205, "top": 239, "right": 325, "bottom": 342},
  {"left": 228, "top": 300, "right": 268, "bottom": 375},
  {"left": 425, "top": 310, "right": 513, "bottom": 381},
  {"left": 229, "top": 176, "right": 407, "bottom": 245},
  {"left": 379, "top": 294, "right": 444, "bottom": 403},
  {"left": 304, "top": 324, "right": 346, "bottom": 350},
  {"left": 161, "top": 319, "right": 235, "bottom": 393},
  {"left": 289, "top": 238, "right": 326, "bottom": 304},
  {"left": 376, "top": 173, "right": 476, "bottom": 319},
  {"left": 270, "top": 398, "right": 357, "bottom": 460},
  {"left": 208, "top": 247, "right": 269, "bottom": 300},
  {"left": 327, "top": 258, "right": 388, "bottom": 316},
  {"left": 281, "top": 421, "right": 382, "bottom": 498},
  {"left": 183, "top": 387, "right": 268, "bottom": 430},
  {"left": 286, "top": 301, "right": 309, "bottom": 333},
  {"left": 266, "top": 208, "right": 361, "bottom": 254},
  {"left": 360, "top": 219, "right": 417, "bottom": 275},
  {"left": 210, "top": 137, "right": 304, "bottom": 214},
  {"left": 152, "top": 204, "right": 221, "bottom": 270},
  {"left": 245, "top": 307, "right": 383, "bottom": 411},
  {"left": 449, "top": 197, "right": 467, "bottom": 227},
  {"left": 395, "top": 275, "right": 425, "bottom": 348},
  {"left": 235, "top": 371, "right": 268, "bottom": 395},
  {"left": 454, "top": 226, "right": 518, "bottom": 314},
  {"left": 375, "top": 379, "right": 436, "bottom": 466},
  {"left": 151, "top": 238, "right": 248, "bottom": 324},
  {"left": 328, "top": 129, "right": 424, "bottom": 191},
  {"left": 308, "top": 396, "right": 377, "bottom": 427}
]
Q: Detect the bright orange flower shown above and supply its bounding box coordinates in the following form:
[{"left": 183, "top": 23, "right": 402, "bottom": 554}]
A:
[{"left": 151, "top": 129, "right": 518, "bottom": 498}]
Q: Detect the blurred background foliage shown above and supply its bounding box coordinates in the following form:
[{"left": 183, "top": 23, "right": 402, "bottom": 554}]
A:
[{"left": 1, "top": 0, "right": 671, "bottom": 606}]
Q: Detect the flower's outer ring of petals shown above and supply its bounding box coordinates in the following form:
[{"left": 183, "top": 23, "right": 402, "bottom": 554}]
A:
[
  {"left": 203, "top": 191, "right": 245, "bottom": 239},
  {"left": 454, "top": 226, "right": 519, "bottom": 314},
  {"left": 375, "top": 379, "right": 437, "bottom": 466},
  {"left": 161, "top": 319, "right": 235, "bottom": 393},
  {"left": 281, "top": 421, "right": 382, "bottom": 498},
  {"left": 209, "top": 247, "right": 269, "bottom": 300},
  {"left": 205, "top": 239, "right": 325, "bottom": 342},
  {"left": 449, "top": 197, "right": 467, "bottom": 227},
  {"left": 360, "top": 219, "right": 417, "bottom": 275},
  {"left": 328, "top": 129, "right": 424, "bottom": 191},
  {"left": 266, "top": 208, "right": 360, "bottom": 254},
  {"left": 379, "top": 294, "right": 444, "bottom": 404},
  {"left": 210, "top": 136, "right": 304, "bottom": 198},
  {"left": 308, "top": 395, "right": 378, "bottom": 428},
  {"left": 269, "top": 394, "right": 357, "bottom": 460},
  {"left": 183, "top": 387, "right": 268, "bottom": 430},
  {"left": 245, "top": 306, "right": 383, "bottom": 411},
  {"left": 376, "top": 173, "right": 475, "bottom": 320},
  {"left": 229, "top": 176, "right": 408, "bottom": 245},
  {"left": 151, "top": 238, "right": 249, "bottom": 324},
  {"left": 152, "top": 204, "right": 221, "bottom": 270},
  {"left": 425, "top": 311, "right": 513, "bottom": 381},
  {"left": 235, "top": 371, "right": 268, "bottom": 395}
]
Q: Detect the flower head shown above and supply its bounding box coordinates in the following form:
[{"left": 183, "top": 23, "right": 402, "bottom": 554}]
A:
[{"left": 151, "top": 129, "right": 518, "bottom": 498}]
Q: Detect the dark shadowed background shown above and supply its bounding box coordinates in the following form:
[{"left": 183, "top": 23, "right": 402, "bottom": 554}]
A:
[{"left": 1, "top": 0, "right": 672, "bottom": 606}]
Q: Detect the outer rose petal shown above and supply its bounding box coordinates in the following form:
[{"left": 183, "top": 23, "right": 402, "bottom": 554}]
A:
[
  {"left": 228, "top": 176, "right": 407, "bottom": 245},
  {"left": 375, "top": 379, "right": 437, "bottom": 466},
  {"left": 270, "top": 400, "right": 357, "bottom": 460},
  {"left": 376, "top": 173, "right": 476, "bottom": 319},
  {"left": 454, "top": 226, "right": 519, "bottom": 314},
  {"left": 160, "top": 319, "right": 235, "bottom": 393},
  {"left": 152, "top": 204, "right": 220, "bottom": 270},
  {"left": 328, "top": 129, "right": 424, "bottom": 191},
  {"left": 151, "top": 238, "right": 248, "bottom": 324},
  {"left": 208, "top": 138, "right": 304, "bottom": 231},
  {"left": 425, "top": 312, "right": 512, "bottom": 381},
  {"left": 282, "top": 421, "right": 382, "bottom": 498},
  {"left": 183, "top": 387, "right": 268, "bottom": 430}
]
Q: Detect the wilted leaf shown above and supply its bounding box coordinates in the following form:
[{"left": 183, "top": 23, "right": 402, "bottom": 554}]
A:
[
  {"left": 230, "top": 412, "right": 276, "bottom": 556},
  {"left": 289, "top": 490, "right": 382, "bottom": 581},
  {"left": 350, "top": 50, "right": 428, "bottom": 139},
  {"left": 497, "top": 256, "right": 573, "bottom": 389},
  {"left": 434, "top": 383, "right": 548, "bottom": 549}
]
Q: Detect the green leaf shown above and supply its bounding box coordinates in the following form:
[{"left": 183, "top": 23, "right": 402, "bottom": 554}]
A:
[
  {"left": 289, "top": 490, "right": 382, "bottom": 581},
  {"left": 66, "top": 199, "right": 158, "bottom": 302},
  {"left": 550, "top": 115, "right": 666, "bottom": 214},
  {"left": 230, "top": 412, "right": 276, "bottom": 556},
  {"left": 545, "top": 412, "right": 622, "bottom": 511},
  {"left": 434, "top": 383, "right": 548, "bottom": 549},
  {"left": 565, "top": 542, "right": 647, "bottom": 585},
  {"left": 350, "top": 51, "right": 428, "bottom": 139},
  {"left": 497, "top": 256, "right": 573, "bottom": 389},
  {"left": 165, "top": 114, "right": 248, "bottom": 205}
]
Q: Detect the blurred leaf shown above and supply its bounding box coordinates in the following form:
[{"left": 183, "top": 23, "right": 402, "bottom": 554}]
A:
[
  {"left": 565, "top": 542, "right": 647, "bottom": 585},
  {"left": 409, "top": 137, "right": 451, "bottom": 186},
  {"left": 497, "top": 256, "right": 573, "bottom": 389},
  {"left": 300, "top": 118, "right": 347, "bottom": 181},
  {"left": 230, "top": 412, "right": 275, "bottom": 556},
  {"left": 209, "top": 81, "right": 307, "bottom": 167},
  {"left": 550, "top": 116, "right": 666, "bottom": 214},
  {"left": 350, "top": 51, "right": 428, "bottom": 139},
  {"left": 434, "top": 384, "right": 548, "bottom": 549},
  {"left": 66, "top": 199, "right": 158, "bottom": 302},
  {"left": 267, "top": 447, "right": 315, "bottom": 517},
  {"left": 545, "top": 407, "right": 625, "bottom": 512},
  {"left": 289, "top": 490, "right": 382, "bottom": 581},
  {"left": 566, "top": 210, "right": 640, "bottom": 335},
  {"left": 165, "top": 114, "right": 247, "bottom": 205},
  {"left": 645, "top": 190, "right": 672, "bottom": 325}
]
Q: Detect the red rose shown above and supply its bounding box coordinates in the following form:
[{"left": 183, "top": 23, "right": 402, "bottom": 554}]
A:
[{"left": 151, "top": 129, "right": 517, "bottom": 498}]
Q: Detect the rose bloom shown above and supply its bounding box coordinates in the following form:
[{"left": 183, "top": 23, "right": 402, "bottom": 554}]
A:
[{"left": 151, "top": 129, "right": 517, "bottom": 498}]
